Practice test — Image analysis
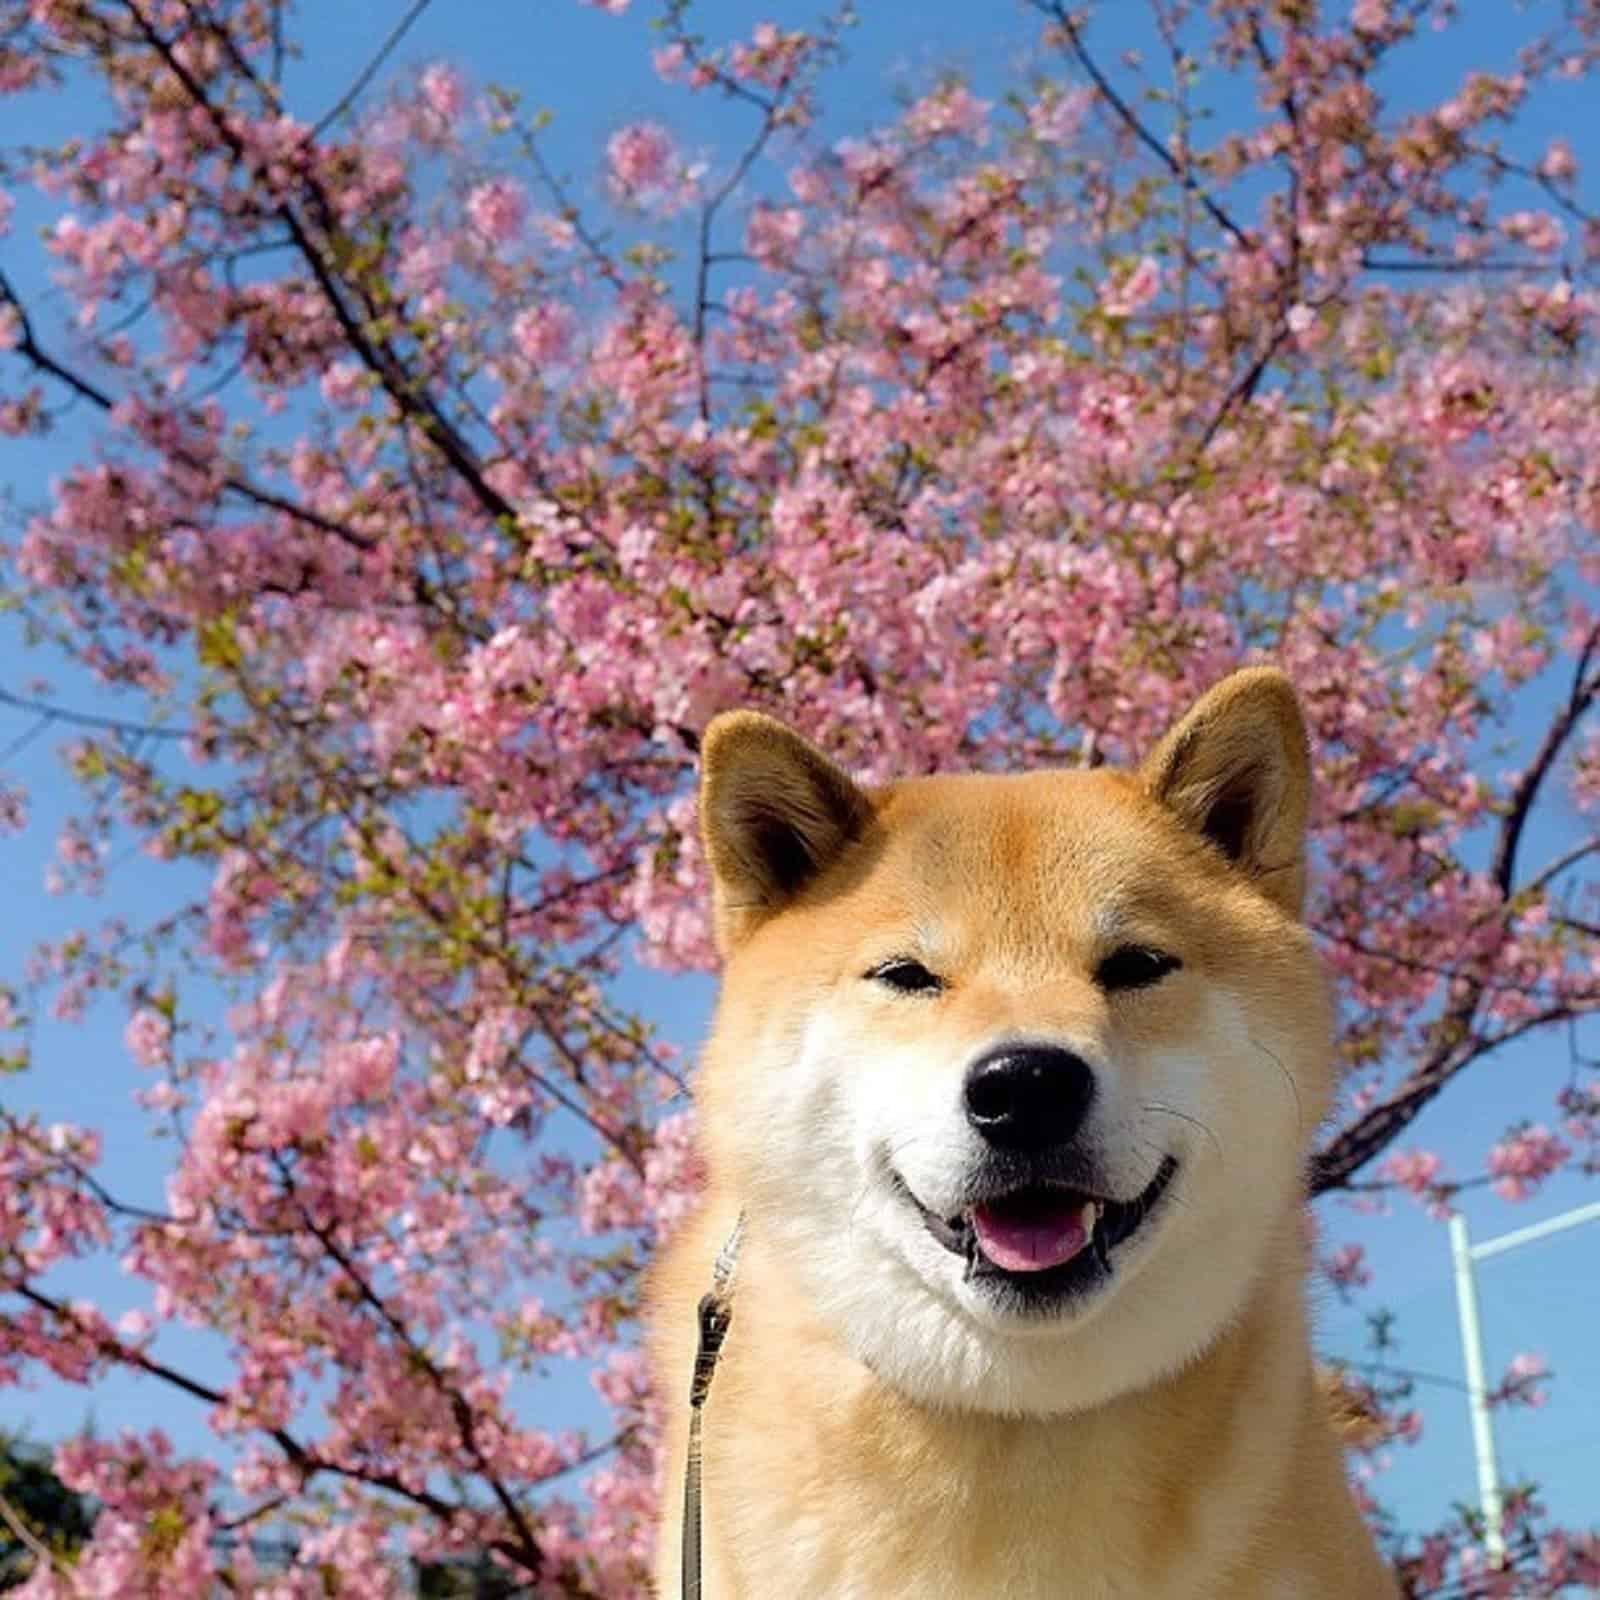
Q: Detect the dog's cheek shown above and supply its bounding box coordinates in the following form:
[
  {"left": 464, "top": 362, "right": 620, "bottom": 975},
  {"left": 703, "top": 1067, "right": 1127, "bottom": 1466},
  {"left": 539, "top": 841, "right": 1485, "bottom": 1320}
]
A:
[
  {"left": 850, "top": 1037, "right": 976, "bottom": 1206},
  {"left": 722, "top": 1000, "right": 837, "bottom": 1196},
  {"left": 1155, "top": 991, "right": 1307, "bottom": 1245},
  {"left": 736, "top": 1006, "right": 874, "bottom": 1232}
]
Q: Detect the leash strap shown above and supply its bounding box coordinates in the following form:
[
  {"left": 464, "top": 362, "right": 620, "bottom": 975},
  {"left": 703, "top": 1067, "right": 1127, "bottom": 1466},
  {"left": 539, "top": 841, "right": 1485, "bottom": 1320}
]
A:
[{"left": 682, "top": 1213, "right": 744, "bottom": 1600}]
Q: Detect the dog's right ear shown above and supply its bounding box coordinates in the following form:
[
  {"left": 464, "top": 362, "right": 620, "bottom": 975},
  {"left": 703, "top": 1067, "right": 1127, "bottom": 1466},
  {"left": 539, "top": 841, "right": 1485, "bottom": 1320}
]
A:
[{"left": 699, "top": 712, "right": 871, "bottom": 953}]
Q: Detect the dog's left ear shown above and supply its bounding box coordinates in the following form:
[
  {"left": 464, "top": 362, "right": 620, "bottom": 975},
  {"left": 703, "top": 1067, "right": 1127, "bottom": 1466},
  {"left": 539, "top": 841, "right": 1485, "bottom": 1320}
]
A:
[{"left": 1139, "top": 667, "right": 1312, "bottom": 916}]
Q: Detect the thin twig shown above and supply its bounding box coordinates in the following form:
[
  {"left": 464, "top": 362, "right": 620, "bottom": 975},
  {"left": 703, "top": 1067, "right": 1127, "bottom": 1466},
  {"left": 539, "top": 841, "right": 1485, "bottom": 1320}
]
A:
[
  {"left": 312, "top": 0, "right": 435, "bottom": 137},
  {"left": 1034, "top": 1, "right": 1253, "bottom": 251},
  {"left": 0, "top": 686, "right": 189, "bottom": 742}
]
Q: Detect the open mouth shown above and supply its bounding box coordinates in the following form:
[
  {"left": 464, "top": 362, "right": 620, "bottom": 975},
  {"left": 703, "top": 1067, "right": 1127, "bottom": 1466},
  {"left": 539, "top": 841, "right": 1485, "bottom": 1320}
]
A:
[{"left": 895, "top": 1155, "right": 1180, "bottom": 1301}]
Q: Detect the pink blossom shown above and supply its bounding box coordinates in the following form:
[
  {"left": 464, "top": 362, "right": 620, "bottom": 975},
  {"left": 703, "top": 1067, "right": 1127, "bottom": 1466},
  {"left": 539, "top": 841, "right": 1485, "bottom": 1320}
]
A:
[
  {"left": 328, "top": 1033, "right": 399, "bottom": 1104},
  {"left": 1380, "top": 1148, "right": 1449, "bottom": 1214},
  {"left": 1352, "top": 0, "right": 1389, "bottom": 34},
  {"left": 642, "top": 1110, "right": 702, "bottom": 1242},
  {"left": 419, "top": 62, "right": 465, "bottom": 124},
  {"left": 747, "top": 204, "right": 805, "bottom": 265},
  {"left": 1539, "top": 137, "right": 1578, "bottom": 182},
  {"left": 653, "top": 43, "right": 688, "bottom": 83},
  {"left": 1492, "top": 1351, "right": 1551, "bottom": 1408},
  {"left": 1500, "top": 209, "right": 1565, "bottom": 254},
  {"left": 320, "top": 360, "right": 366, "bottom": 408},
  {"left": 123, "top": 1007, "right": 171, "bottom": 1069},
  {"left": 1324, "top": 1241, "right": 1372, "bottom": 1292},
  {"left": 1392, "top": 1409, "right": 1424, "bottom": 1444},
  {"left": 1487, "top": 1124, "right": 1570, "bottom": 1200},
  {"left": 0, "top": 393, "right": 43, "bottom": 435},
  {"left": 56, "top": 826, "right": 96, "bottom": 870},
  {"left": 116, "top": 1308, "right": 152, "bottom": 1339},
  {"left": 535, "top": 211, "right": 578, "bottom": 251},
  {"left": 1100, "top": 255, "right": 1161, "bottom": 318},
  {"left": 1027, "top": 87, "right": 1091, "bottom": 145},
  {"left": 903, "top": 85, "right": 989, "bottom": 143},
  {"left": 0, "top": 52, "right": 43, "bottom": 94},
  {"left": 511, "top": 301, "right": 575, "bottom": 365},
  {"left": 606, "top": 121, "right": 677, "bottom": 198},
  {"left": 466, "top": 177, "right": 527, "bottom": 242}
]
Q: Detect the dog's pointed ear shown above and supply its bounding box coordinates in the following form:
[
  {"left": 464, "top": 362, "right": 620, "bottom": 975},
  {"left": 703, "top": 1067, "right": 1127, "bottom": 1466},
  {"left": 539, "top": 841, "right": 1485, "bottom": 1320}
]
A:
[
  {"left": 699, "top": 712, "right": 871, "bottom": 952},
  {"left": 1139, "top": 668, "right": 1312, "bottom": 916}
]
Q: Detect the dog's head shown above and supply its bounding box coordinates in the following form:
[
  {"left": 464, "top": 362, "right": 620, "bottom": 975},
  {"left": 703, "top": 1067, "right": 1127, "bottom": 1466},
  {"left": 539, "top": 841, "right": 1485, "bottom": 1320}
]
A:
[{"left": 694, "top": 669, "right": 1331, "bottom": 1416}]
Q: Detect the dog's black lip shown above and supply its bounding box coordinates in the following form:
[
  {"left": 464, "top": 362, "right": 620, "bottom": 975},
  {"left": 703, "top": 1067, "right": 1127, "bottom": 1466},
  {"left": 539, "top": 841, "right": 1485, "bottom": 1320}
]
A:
[{"left": 892, "top": 1155, "right": 1180, "bottom": 1279}]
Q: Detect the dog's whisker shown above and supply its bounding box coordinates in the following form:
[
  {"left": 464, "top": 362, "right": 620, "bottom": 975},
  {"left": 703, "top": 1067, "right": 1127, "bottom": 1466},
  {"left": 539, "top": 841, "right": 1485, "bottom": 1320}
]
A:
[
  {"left": 882, "top": 1130, "right": 929, "bottom": 1168},
  {"left": 844, "top": 1163, "right": 884, "bottom": 1243},
  {"left": 1248, "top": 1035, "right": 1304, "bottom": 1133},
  {"left": 1140, "top": 1102, "right": 1224, "bottom": 1167}
]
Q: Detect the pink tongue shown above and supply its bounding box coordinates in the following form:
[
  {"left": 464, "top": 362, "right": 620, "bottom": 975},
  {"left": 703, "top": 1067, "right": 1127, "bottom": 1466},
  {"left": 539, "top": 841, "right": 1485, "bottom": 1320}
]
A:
[{"left": 971, "top": 1198, "right": 1090, "bottom": 1274}]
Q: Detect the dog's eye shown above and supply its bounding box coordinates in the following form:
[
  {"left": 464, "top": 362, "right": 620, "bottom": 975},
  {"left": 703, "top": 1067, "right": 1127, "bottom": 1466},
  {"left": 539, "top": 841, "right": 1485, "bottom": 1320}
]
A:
[
  {"left": 1096, "top": 946, "right": 1182, "bottom": 992},
  {"left": 867, "top": 958, "right": 945, "bottom": 996}
]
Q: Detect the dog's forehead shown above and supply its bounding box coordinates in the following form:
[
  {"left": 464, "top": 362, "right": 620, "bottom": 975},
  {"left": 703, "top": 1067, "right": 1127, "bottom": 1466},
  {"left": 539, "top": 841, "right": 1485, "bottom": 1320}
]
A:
[{"left": 870, "top": 768, "right": 1196, "bottom": 939}]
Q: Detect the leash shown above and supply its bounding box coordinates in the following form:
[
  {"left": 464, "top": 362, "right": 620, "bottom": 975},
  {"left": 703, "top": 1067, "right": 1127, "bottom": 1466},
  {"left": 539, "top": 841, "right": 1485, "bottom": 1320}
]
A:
[{"left": 681, "top": 1212, "right": 745, "bottom": 1600}]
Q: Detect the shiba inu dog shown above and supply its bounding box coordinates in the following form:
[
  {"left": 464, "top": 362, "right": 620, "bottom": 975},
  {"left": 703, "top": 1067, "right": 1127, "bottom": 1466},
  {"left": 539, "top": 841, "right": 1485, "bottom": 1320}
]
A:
[{"left": 648, "top": 669, "right": 1399, "bottom": 1598}]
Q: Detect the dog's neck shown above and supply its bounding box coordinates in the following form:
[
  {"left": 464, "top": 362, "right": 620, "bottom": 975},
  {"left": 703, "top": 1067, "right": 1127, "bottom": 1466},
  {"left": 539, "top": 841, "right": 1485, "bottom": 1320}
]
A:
[{"left": 716, "top": 1211, "right": 1320, "bottom": 1488}]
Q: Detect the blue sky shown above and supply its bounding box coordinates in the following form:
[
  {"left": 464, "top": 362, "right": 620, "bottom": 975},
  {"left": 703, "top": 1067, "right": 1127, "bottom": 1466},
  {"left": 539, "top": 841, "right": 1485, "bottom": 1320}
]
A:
[{"left": 1, "top": 0, "right": 1596, "bottom": 1561}]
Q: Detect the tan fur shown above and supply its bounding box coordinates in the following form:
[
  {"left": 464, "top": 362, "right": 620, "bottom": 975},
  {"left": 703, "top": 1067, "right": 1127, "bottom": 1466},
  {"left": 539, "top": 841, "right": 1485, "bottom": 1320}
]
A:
[{"left": 648, "top": 669, "right": 1398, "bottom": 1598}]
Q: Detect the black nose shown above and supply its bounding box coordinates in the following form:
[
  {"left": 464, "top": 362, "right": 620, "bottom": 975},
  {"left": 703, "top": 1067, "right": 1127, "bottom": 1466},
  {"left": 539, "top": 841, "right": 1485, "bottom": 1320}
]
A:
[{"left": 963, "top": 1045, "right": 1095, "bottom": 1151}]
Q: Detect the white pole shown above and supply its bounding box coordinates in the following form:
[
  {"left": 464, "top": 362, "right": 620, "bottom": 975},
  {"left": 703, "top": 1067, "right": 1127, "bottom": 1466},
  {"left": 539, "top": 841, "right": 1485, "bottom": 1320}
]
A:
[
  {"left": 1470, "top": 1198, "right": 1600, "bottom": 1263},
  {"left": 1448, "top": 1212, "right": 1506, "bottom": 1566}
]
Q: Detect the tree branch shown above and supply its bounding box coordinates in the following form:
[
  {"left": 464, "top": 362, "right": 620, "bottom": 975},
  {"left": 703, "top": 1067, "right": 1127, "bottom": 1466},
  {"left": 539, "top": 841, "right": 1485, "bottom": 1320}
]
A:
[
  {"left": 0, "top": 269, "right": 116, "bottom": 410},
  {"left": 272, "top": 1158, "right": 547, "bottom": 1580},
  {"left": 5, "top": 1281, "right": 571, "bottom": 1585},
  {"left": 0, "top": 270, "right": 380, "bottom": 555},
  {"left": 1490, "top": 622, "right": 1600, "bottom": 898},
  {"left": 1311, "top": 1005, "right": 1582, "bottom": 1194},
  {"left": 126, "top": 2, "right": 518, "bottom": 535},
  {"left": 1311, "top": 629, "right": 1600, "bottom": 1192}
]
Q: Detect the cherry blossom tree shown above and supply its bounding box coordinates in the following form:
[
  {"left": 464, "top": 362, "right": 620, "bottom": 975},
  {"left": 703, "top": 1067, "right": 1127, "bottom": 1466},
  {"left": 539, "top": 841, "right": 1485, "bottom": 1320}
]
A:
[{"left": 1, "top": 0, "right": 1598, "bottom": 1593}]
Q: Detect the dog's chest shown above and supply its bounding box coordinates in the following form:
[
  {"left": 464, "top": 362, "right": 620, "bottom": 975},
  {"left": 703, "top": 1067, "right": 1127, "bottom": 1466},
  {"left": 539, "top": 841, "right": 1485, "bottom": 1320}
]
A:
[
  {"left": 721, "top": 1511, "right": 1207, "bottom": 1600},
  {"left": 713, "top": 1426, "right": 1232, "bottom": 1600}
]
